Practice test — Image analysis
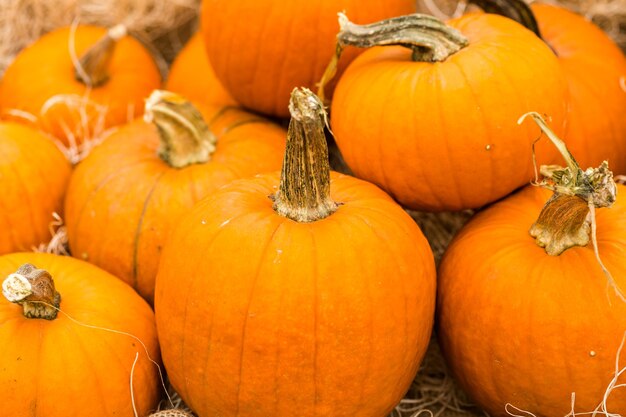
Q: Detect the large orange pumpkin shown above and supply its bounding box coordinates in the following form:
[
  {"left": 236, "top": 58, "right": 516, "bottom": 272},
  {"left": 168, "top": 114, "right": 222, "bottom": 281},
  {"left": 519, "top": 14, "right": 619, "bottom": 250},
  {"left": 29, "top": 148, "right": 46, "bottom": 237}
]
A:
[
  {"left": 0, "top": 25, "right": 161, "bottom": 148},
  {"left": 0, "top": 252, "right": 160, "bottom": 416},
  {"left": 438, "top": 114, "right": 626, "bottom": 416},
  {"left": 65, "top": 91, "right": 286, "bottom": 303},
  {"left": 330, "top": 13, "right": 568, "bottom": 211},
  {"left": 0, "top": 122, "right": 71, "bottom": 254},
  {"left": 155, "top": 88, "right": 436, "bottom": 417},
  {"left": 468, "top": 0, "right": 626, "bottom": 174},
  {"left": 166, "top": 32, "right": 236, "bottom": 107},
  {"left": 202, "top": 0, "right": 416, "bottom": 117}
]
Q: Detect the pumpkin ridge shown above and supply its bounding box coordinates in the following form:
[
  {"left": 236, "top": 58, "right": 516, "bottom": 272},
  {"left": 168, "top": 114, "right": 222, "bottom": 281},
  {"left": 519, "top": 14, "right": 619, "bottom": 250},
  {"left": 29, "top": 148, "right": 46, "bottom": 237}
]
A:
[
  {"left": 234, "top": 216, "right": 287, "bottom": 415},
  {"left": 131, "top": 170, "right": 168, "bottom": 291},
  {"left": 174, "top": 210, "right": 262, "bottom": 404},
  {"left": 68, "top": 157, "right": 161, "bottom": 248}
]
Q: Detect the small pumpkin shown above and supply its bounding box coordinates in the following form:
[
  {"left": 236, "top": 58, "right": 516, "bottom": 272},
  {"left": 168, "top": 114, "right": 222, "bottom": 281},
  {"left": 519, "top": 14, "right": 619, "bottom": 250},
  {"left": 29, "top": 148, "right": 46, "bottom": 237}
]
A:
[
  {"left": 0, "top": 122, "right": 71, "bottom": 254},
  {"left": 438, "top": 114, "right": 626, "bottom": 416},
  {"left": 155, "top": 88, "right": 436, "bottom": 417},
  {"left": 0, "top": 25, "right": 161, "bottom": 148},
  {"left": 0, "top": 253, "right": 160, "bottom": 416},
  {"left": 468, "top": 0, "right": 626, "bottom": 174},
  {"left": 166, "top": 32, "right": 236, "bottom": 107},
  {"left": 65, "top": 90, "right": 286, "bottom": 303},
  {"left": 328, "top": 12, "right": 568, "bottom": 211},
  {"left": 202, "top": 0, "right": 417, "bottom": 117}
]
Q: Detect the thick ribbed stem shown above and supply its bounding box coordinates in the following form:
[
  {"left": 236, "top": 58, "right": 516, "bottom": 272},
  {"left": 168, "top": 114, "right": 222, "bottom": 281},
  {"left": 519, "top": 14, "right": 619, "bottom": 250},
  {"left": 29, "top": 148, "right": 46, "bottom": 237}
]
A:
[
  {"left": 272, "top": 88, "right": 338, "bottom": 222},
  {"left": 144, "top": 90, "right": 216, "bottom": 169},
  {"left": 2, "top": 264, "right": 61, "bottom": 320},
  {"left": 317, "top": 13, "right": 468, "bottom": 101},
  {"left": 468, "top": 0, "right": 542, "bottom": 38},
  {"left": 519, "top": 112, "right": 616, "bottom": 255},
  {"left": 76, "top": 24, "right": 127, "bottom": 87}
]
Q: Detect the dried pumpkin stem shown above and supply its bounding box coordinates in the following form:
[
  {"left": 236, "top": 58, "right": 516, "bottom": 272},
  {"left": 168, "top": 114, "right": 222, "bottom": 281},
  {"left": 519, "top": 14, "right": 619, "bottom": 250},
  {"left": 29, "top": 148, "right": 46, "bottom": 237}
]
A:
[
  {"left": 2, "top": 264, "right": 61, "bottom": 320},
  {"left": 76, "top": 24, "right": 127, "bottom": 87},
  {"left": 467, "top": 0, "right": 542, "bottom": 38},
  {"left": 519, "top": 112, "right": 623, "bottom": 300},
  {"left": 272, "top": 88, "right": 338, "bottom": 222},
  {"left": 144, "top": 90, "right": 216, "bottom": 169},
  {"left": 317, "top": 13, "right": 468, "bottom": 101}
]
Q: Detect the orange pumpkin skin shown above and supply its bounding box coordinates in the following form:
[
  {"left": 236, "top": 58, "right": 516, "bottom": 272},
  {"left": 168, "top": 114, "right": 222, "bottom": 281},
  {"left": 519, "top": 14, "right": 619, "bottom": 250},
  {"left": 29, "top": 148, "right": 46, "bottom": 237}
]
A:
[
  {"left": 202, "top": 0, "right": 416, "bottom": 117},
  {"left": 155, "top": 173, "right": 436, "bottom": 417},
  {"left": 331, "top": 14, "right": 568, "bottom": 211},
  {"left": 65, "top": 104, "right": 286, "bottom": 303},
  {"left": 531, "top": 4, "right": 626, "bottom": 174},
  {"left": 0, "top": 122, "right": 71, "bottom": 254},
  {"left": 166, "top": 32, "right": 236, "bottom": 107},
  {"left": 438, "top": 185, "right": 626, "bottom": 416},
  {"left": 0, "top": 252, "right": 160, "bottom": 416},
  {"left": 0, "top": 26, "right": 161, "bottom": 146}
]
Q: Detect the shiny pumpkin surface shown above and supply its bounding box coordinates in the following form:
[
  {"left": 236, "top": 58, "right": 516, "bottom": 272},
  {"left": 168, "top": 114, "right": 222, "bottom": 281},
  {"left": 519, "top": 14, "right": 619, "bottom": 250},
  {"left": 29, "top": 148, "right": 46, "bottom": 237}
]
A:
[
  {"left": 65, "top": 105, "right": 286, "bottom": 303},
  {"left": 438, "top": 185, "right": 626, "bottom": 416},
  {"left": 166, "top": 32, "right": 236, "bottom": 107},
  {"left": 0, "top": 252, "right": 160, "bottom": 417},
  {"left": 0, "top": 26, "right": 161, "bottom": 146},
  {"left": 533, "top": 4, "right": 626, "bottom": 175},
  {"left": 331, "top": 13, "right": 568, "bottom": 211},
  {"left": 155, "top": 172, "right": 436, "bottom": 417},
  {"left": 202, "top": 0, "right": 416, "bottom": 117},
  {"left": 0, "top": 122, "right": 71, "bottom": 254}
]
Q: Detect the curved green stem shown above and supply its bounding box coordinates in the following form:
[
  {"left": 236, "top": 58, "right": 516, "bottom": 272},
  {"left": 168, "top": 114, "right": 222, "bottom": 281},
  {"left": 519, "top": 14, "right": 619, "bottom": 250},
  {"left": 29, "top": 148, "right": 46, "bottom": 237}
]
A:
[{"left": 318, "top": 13, "right": 468, "bottom": 101}]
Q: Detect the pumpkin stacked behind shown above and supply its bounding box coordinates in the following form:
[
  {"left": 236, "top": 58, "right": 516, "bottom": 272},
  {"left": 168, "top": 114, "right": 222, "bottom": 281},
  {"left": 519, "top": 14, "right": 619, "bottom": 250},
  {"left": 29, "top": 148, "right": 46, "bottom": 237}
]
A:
[
  {"left": 166, "top": 32, "right": 236, "bottom": 107},
  {"left": 0, "top": 122, "right": 71, "bottom": 254},
  {"left": 0, "top": 25, "right": 161, "bottom": 147},
  {"left": 202, "top": 0, "right": 417, "bottom": 117},
  {"left": 65, "top": 91, "right": 286, "bottom": 303}
]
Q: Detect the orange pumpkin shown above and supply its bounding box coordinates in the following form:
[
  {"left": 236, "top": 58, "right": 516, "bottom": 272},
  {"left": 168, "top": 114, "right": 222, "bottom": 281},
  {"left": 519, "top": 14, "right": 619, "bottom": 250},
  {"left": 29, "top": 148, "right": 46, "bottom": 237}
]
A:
[
  {"left": 0, "top": 25, "right": 161, "bottom": 147},
  {"left": 65, "top": 91, "right": 286, "bottom": 303},
  {"left": 202, "top": 0, "right": 416, "bottom": 117},
  {"left": 155, "top": 88, "right": 436, "bottom": 417},
  {"left": 469, "top": 0, "right": 626, "bottom": 174},
  {"left": 0, "top": 122, "right": 71, "bottom": 254},
  {"left": 0, "top": 253, "right": 160, "bottom": 416},
  {"left": 438, "top": 114, "right": 626, "bottom": 416},
  {"left": 329, "top": 13, "right": 568, "bottom": 211},
  {"left": 166, "top": 32, "right": 236, "bottom": 107}
]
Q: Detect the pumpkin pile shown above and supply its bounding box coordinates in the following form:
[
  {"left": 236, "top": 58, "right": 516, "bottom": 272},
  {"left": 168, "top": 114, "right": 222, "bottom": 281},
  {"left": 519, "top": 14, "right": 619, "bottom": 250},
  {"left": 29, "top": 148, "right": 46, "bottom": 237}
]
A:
[{"left": 0, "top": 0, "right": 625, "bottom": 416}]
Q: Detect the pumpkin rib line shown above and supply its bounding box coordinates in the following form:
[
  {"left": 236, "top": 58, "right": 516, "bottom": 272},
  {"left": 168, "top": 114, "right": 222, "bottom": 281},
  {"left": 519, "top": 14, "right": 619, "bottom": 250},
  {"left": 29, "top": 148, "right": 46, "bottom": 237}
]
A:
[
  {"left": 451, "top": 58, "right": 495, "bottom": 208},
  {"left": 234, "top": 215, "right": 286, "bottom": 417},
  {"left": 131, "top": 169, "right": 168, "bottom": 291},
  {"left": 177, "top": 211, "right": 248, "bottom": 405},
  {"left": 307, "top": 224, "right": 319, "bottom": 414},
  {"left": 182, "top": 210, "right": 274, "bottom": 408},
  {"left": 273, "top": 6, "right": 298, "bottom": 116},
  {"left": 68, "top": 157, "right": 159, "bottom": 250},
  {"left": 350, "top": 211, "right": 414, "bottom": 398}
]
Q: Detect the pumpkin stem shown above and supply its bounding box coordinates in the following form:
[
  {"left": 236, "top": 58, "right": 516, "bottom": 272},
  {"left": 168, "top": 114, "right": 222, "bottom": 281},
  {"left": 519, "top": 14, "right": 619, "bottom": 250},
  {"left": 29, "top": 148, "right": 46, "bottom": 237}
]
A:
[
  {"left": 272, "top": 88, "right": 338, "bottom": 222},
  {"left": 317, "top": 13, "right": 468, "bottom": 101},
  {"left": 521, "top": 112, "right": 624, "bottom": 301},
  {"left": 467, "top": 0, "right": 542, "bottom": 38},
  {"left": 2, "top": 264, "right": 61, "bottom": 320},
  {"left": 76, "top": 24, "right": 127, "bottom": 87},
  {"left": 144, "top": 90, "right": 216, "bottom": 169}
]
